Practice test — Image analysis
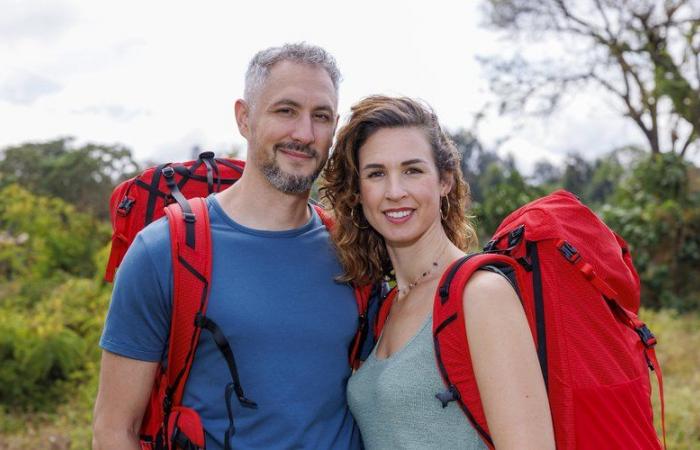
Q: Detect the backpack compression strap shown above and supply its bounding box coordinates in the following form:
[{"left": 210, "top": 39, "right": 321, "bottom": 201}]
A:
[{"left": 432, "top": 253, "right": 533, "bottom": 450}]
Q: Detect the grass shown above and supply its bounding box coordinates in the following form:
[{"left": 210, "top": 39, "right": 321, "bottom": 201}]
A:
[{"left": 0, "top": 309, "right": 698, "bottom": 449}]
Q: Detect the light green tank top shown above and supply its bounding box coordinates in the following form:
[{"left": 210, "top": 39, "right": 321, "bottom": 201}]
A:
[{"left": 347, "top": 315, "right": 487, "bottom": 450}]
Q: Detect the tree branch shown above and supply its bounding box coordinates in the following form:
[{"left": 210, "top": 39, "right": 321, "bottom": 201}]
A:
[{"left": 679, "top": 129, "right": 697, "bottom": 157}]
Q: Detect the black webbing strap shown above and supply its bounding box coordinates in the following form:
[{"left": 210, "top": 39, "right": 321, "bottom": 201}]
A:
[
  {"left": 215, "top": 158, "right": 244, "bottom": 175},
  {"left": 145, "top": 164, "right": 168, "bottom": 226},
  {"left": 162, "top": 167, "right": 196, "bottom": 248},
  {"left": 201, "top": 156, "right": 215, "bottom": 194},
  {"left": 224, "top": 383, "right": 236, "bottom": 450},
  {"left": 210, "top": 157, "right": 222, "bottom": 193},
  {"left": 194, "top": 312, "right": 258, "bottom": 409}
]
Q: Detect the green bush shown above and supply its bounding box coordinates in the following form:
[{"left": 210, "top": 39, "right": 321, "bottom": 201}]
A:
[
  {"left": 603, "top": 153, "right": 700, "bottom": 311},
  {"left": 0, "top": 312, "right": 86, "bottom": 409}
]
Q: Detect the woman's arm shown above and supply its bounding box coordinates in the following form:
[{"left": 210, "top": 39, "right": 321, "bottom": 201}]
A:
[{"left": 463, "top": 270, "right": 554, "bottom": 450}]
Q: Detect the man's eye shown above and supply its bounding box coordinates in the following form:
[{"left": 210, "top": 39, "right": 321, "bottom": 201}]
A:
[
  {"left": 314, "top": 113, "right": 331, "bottom": 122},
  {"left": 277, "top": 108, "right": 294, "bottom": 115}
]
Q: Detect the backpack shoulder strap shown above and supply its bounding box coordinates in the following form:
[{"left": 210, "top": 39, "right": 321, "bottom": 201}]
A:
[
  {"left": 163, "top": 197, "right": 212, "bottom": 407},
  {"left": 311, "top": 203, "right": 334, "bottom": 230},
  {"left": 432, "top": 252, "right": 531, "bottom": 450},
  {"left": 308, "top": 203, "right": 378, "bottom": 369}
]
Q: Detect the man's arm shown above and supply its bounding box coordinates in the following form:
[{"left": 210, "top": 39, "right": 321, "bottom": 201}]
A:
[{"left": 92, "top": 350, "right": 158, "bottom": 450}]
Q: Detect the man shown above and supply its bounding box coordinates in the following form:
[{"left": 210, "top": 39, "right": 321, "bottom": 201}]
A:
[{"left": 93, "top": 43, "right": 362, "bottom": 450}]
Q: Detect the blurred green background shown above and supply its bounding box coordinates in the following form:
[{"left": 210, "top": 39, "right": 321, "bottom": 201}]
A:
[{"left": 1, "top": 0, "right": 699, "bottom": 448}]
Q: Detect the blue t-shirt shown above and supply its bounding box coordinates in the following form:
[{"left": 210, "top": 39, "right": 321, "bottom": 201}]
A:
[{"left": 100, "top": 195, "right": 362, "bottom": 450}]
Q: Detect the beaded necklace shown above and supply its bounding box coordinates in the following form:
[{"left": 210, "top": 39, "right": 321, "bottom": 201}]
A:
[{"left": 395, "top": 241, "right": 449, "bottom": 300}]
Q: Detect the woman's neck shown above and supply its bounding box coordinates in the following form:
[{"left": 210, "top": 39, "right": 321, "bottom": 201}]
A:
[{"left": 386, "top": 222, "right": 464, "bottom": 294}]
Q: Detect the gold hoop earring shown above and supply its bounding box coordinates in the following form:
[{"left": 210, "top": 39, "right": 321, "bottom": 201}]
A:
[
  {"left": 351, "top": 207, "right": 369, "bottom": 229},
  {"left": 440, "top": 196, "right": 450, "bottom": 221}
]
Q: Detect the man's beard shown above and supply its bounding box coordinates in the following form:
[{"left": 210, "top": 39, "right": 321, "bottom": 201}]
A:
[{"left": 261, "top": 142, "right": 326, "bottom": 194}]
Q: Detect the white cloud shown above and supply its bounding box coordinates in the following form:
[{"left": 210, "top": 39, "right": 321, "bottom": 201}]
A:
[{"left": 0, "top": 0, "right": 649, "bottom": 170}]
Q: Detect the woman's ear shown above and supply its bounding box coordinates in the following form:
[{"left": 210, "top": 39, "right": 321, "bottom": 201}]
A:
[{"left": 440, "top": 173, "right": 454, "bottom": 197}]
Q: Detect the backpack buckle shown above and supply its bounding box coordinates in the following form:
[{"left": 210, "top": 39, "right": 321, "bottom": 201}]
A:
[
  {"left": 162, "top": 166, "right": 175, "bottom": 178},
  {"left": 117, "top": 196, "right": 135, "bottom": 216},
  {"left": 508, "top": 224, "right": 525, "bottom": 248},
  {"left": 557, "top": 240, "right": 581, "bottom": 263},
  {"left": 183, "top": 212, "right": 196, "bottom": 223},
  {"left": 435, "top": 385, "right": 461, "bottom": 408},
  {"left": 635, "top": 324, "right": 657, "bottom": 348}
]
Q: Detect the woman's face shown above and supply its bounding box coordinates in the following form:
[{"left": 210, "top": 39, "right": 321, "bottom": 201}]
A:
[{"left": 357, "top": 126, "right": 451, "bottom": 247}]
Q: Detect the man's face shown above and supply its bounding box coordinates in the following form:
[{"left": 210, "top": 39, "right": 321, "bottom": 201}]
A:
[{"left": 237, "top": 61, "right": 338, "bottom": 194}]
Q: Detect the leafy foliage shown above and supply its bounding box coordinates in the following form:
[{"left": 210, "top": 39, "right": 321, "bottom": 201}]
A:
[
  {"left": 602, "top": 152, "right": 700, "bottom": 310},
  {"left": 0, "top": 138, "right": 140, "bottom": 219},
  {"left": 0, "top": 137, "right": 697, "bottom": 449},
  {"left": 472, "top": 161, "right": 545, "bottom": 238},
  {"left": 0, "top": 184, "right": 109, "bottom": 283}
]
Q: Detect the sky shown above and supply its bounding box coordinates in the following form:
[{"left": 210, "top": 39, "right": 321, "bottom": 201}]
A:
[{"left": 1, "top": 0, "right": 647, "bottom": 173}]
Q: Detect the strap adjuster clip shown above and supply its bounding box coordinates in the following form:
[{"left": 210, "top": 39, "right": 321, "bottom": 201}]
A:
[
  {"left": 558, "top": 240, "right": 581, "bottom": 263},
  {"left": 117, "top": 196, "right": 135, "bottom": 216},
  {"left": 635, "top": 324, "right": 657, "bottom": 348},
  {"left": 183, "top": 212, "right": 196, "bottom": 223}
]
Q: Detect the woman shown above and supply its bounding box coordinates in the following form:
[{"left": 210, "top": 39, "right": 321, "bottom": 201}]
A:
[{"left": 321, "top": 96, "right": 554, "bottom": 450}]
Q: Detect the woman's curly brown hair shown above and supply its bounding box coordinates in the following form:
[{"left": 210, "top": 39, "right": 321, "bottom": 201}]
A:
[{"left": 320, "top": 95, "right": 478, "bottom": 285}]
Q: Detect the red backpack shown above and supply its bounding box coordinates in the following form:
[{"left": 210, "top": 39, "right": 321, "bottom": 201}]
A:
[
  {"left": 105, "top": 151, "right": 244, "bottom": 282},
  {"left": 104, "top": 152, "right": 373, "bottom": 450},
  {"left": 374, "top": 190, "right": 665, "bottom": 449}
]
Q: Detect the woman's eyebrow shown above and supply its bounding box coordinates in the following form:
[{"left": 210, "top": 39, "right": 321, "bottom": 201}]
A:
[
  {"left": 401, "top": 158, "right": 429, "bottom": 166},
  {"left": 361, "top": 163, "right": 385, "bottom": 171}
]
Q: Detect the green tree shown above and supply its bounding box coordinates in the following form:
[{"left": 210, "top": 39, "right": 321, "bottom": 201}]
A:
[
  {"left": 474, "top": 161, "right": 545, "bottom": 238},
  {"left": 0, "top": 138, "right": 140, "bottom": 219},
  {"left": 561, "top": 152, "right": 595, "bottom": 197},
  {"left": 584, "top": 152, "right": 625, "bottom": 204},
  {"left": 481, "top": 0, "right": 700, "bottom": 157},
  {"left": 530, "top": 159, "right": 562, "bottom": 187},
  {"left": 602, "top": 152, "right": 700, "bottom": 310},
  {"left": 0, "top": 185, "right": 109, "bottom": 285},
  {"left": 449, "top": 129, "right": 502, "bottom": 203}
]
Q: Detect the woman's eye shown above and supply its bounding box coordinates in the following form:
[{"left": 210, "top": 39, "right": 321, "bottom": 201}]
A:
[
  {"left": 366, "top": 171, "right": 384, "bottom": 178},
  {"left": 405, "top": 167, "right": 423, "bottom": 175}
]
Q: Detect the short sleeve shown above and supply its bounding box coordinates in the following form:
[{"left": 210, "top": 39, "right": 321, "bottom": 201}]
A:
[{"left": 99, "top": 219, "right": 173, "bottom": 362}]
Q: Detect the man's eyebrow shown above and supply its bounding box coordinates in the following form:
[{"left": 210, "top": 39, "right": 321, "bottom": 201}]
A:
[
  {"left": 270, "top": 99, "right": 335, "bottom": 113},
  {"left": 270, "top": 99, "right": 301, "bottom": 109}
]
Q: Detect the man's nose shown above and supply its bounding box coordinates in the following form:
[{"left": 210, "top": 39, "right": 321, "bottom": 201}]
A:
[{"left": 290, "top": 115, "right": 315, "bottom": 145}]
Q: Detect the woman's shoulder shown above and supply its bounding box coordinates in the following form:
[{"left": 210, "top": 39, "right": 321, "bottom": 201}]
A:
[{"left": 463, "top": 269, "right": 518, "bottom": 303}]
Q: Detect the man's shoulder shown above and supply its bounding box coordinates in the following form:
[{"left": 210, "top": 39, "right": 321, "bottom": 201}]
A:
[{"left": 138, "top": 215, "right": 172, "bottom": 250}]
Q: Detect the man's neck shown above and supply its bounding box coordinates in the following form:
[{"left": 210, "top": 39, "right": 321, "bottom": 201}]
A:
[{"left": 215, "top": 170, "right": 312, "bottom": 231}]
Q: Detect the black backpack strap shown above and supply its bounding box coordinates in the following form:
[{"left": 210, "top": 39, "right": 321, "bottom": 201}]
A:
[{"left": 194, "top": 313, "right": 257, "bottom": 409}]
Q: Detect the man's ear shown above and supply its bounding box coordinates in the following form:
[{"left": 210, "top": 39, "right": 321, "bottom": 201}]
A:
[{"left": 234, "top": 99, "right": 251, "bottom": 138}]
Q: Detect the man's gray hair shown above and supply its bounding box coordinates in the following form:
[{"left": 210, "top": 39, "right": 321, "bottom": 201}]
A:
[{"left": 244, "top": 42, "right": 342, "bottom": 105}]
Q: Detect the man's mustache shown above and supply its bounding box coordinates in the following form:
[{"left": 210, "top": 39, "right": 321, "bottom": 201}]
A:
[{"left": 274, "top": 142, "right": 317, "bottom": 158}]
